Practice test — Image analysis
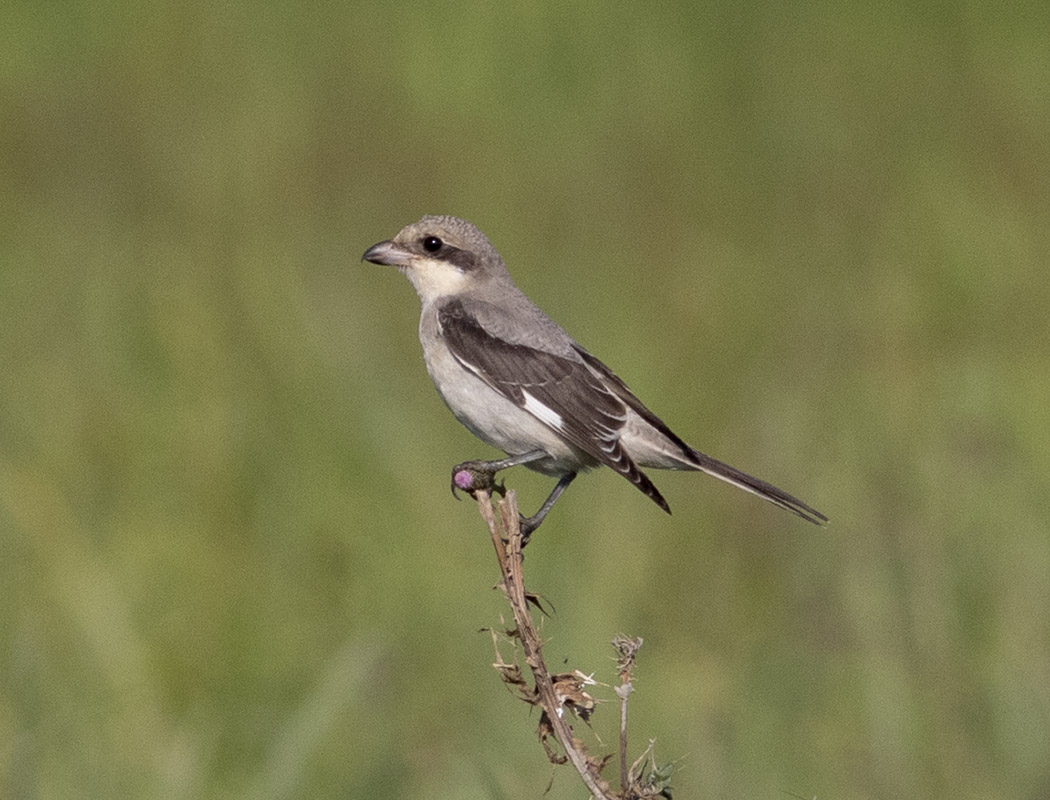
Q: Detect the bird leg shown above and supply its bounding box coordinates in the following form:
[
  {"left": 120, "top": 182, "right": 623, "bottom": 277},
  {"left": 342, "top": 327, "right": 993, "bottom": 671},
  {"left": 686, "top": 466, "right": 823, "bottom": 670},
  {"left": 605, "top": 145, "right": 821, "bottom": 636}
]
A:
[
  {"left": 450, "top": 451, "right": 575, "bottom": 543},
  {"left": 519, "top": 472, "right": 576, "bottom": 543}
]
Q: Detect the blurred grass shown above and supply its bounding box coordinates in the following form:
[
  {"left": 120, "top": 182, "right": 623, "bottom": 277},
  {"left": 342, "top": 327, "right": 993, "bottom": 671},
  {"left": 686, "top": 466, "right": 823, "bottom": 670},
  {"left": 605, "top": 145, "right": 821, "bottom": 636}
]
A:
[{"left": 3, "top": 1, "right": 1050, "bottom": 797}]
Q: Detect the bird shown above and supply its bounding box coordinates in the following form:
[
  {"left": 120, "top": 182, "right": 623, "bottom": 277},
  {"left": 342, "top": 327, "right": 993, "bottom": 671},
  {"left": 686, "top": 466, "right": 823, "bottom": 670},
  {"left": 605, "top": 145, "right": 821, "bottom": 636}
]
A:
[{"left": 362, "top": 215, "right": 826, "bottom": 539}]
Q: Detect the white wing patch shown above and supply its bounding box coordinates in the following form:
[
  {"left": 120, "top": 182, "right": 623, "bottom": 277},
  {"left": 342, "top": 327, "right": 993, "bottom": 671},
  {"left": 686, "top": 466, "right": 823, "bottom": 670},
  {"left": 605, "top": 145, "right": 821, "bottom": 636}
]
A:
[{"left": 522, "top": 390, "right": 564, "bottom": 431}]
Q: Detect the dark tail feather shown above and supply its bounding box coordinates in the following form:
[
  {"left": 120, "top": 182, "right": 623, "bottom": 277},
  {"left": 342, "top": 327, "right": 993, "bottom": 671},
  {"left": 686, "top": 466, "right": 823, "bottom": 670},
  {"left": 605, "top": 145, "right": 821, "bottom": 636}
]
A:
[
  {"left": 687, "top": 448, "right": 828, "bottom": 525},
  {"left": 607, "top": 441, "right": 672, "bottom": 515},
  {"left": 634, "top": 467, "right": 671, "bottom": 515}
]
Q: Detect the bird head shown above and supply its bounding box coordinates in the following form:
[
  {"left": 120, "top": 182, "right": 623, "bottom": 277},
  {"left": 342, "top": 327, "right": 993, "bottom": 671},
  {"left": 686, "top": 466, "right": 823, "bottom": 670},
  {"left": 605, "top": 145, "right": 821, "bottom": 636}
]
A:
[{"left": 362, "top": 215, "right": 509, "bottom": 303}]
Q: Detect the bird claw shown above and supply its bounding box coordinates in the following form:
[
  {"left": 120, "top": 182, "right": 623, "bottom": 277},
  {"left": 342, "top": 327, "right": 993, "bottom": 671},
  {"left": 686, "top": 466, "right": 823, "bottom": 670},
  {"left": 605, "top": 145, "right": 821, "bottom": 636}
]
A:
[
  {"left": 449, "top": 461, "right": 503, "bottom": 500},
  {"left": 518, "top": 514, "right": 537, "bottom": 545}
]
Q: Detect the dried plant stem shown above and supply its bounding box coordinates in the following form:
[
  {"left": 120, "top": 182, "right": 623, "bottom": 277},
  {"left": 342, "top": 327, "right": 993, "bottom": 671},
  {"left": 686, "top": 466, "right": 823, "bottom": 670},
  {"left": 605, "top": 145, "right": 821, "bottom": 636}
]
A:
[
  {"left": 475, "top": 489, "right": 616, "bottom": 800},
  {"left": 612, "top": 634, "right": 643, "bottom": 795},
  {"left": 619, "top": 682, "right": 631, "bottom": 789}
]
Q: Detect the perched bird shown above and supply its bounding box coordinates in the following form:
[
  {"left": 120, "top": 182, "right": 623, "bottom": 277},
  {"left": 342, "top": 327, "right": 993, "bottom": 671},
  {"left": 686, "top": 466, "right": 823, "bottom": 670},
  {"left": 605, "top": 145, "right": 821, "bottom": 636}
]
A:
[{"left": 363, "top": 215, "right": 826, "bottom": 538}]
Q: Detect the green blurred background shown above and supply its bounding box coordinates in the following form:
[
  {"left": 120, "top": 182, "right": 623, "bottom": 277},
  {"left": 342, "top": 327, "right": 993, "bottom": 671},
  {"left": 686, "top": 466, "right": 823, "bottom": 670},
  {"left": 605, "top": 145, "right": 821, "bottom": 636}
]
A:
[{"left": 3, "top": 1, "right": 1049, "bottom": 797}]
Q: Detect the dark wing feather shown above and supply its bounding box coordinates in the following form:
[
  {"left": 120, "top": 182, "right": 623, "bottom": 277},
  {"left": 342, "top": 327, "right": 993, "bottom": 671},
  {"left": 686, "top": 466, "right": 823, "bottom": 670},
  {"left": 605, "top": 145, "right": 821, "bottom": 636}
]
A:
[
  {"left": 438, "top": 300, "right": 670, "bottom": 513},
  {"left": 573, "top": 345, "right": 828, "bottom": 525}
]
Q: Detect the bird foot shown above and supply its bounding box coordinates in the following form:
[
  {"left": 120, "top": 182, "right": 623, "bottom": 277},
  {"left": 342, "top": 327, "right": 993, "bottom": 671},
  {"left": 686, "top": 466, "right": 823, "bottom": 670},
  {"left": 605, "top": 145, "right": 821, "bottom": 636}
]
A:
[
  {"left": 450, "top": 461, "right": 505, "bottom": 500},
  {"left": 518, "top": 514, "right": 540, "bottom": 545}
]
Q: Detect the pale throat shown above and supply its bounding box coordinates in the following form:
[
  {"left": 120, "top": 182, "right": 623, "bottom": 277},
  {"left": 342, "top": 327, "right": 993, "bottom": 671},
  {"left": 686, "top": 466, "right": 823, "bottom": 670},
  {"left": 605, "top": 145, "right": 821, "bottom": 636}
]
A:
[{"left": 401, "top": 260, "right": 471, "bottom": 302}]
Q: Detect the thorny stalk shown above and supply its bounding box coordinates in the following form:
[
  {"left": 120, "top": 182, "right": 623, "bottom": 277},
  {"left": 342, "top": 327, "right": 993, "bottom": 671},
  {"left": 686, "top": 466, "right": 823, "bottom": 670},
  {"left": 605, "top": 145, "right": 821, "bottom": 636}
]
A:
[
  {"left": 476, "top": 490, "right": 615, "bottom": 799},
  {"left": 475, "top": 490, "right": 671, "bottom": 799}
]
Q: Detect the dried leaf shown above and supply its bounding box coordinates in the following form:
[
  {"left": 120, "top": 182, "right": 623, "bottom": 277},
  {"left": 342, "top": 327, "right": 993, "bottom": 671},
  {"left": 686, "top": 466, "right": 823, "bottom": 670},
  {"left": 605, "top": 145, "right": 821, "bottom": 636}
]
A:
[
  {"left": 550, "top": 671, "right": 597, "bottom": 722},
  {"left": 537, "top": 711, "right": 568, "bottom": 765},
  {"left": 524, "top": 590, "right": 555, "bottom": 616}
]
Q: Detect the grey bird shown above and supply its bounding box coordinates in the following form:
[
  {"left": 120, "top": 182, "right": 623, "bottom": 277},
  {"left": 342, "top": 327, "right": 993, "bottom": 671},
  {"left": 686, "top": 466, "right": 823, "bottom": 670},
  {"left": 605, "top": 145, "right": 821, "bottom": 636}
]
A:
[{"left": 363, "top": 215, "right": 826, "bottom": 538}]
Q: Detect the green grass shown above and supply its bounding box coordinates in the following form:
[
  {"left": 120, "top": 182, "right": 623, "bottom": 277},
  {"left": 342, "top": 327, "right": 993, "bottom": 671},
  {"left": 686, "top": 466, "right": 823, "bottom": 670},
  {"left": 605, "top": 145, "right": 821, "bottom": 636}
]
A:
[{"left": 3, "top": 2, "right": 1050, "bottom": 797}]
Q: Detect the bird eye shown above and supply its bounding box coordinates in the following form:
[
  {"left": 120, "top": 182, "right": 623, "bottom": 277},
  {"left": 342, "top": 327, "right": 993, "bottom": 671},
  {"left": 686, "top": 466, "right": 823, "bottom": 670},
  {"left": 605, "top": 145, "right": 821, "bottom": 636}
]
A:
[{"left": 422, "top": 236, "right": 443, "bottom": 253}]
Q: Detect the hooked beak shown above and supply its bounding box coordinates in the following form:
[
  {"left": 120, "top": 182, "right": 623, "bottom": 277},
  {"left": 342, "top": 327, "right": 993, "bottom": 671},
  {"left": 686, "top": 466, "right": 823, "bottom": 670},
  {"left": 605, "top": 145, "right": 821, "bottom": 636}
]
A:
[{"left": 362, "top": 240, "right": 415, "bottom": 268}]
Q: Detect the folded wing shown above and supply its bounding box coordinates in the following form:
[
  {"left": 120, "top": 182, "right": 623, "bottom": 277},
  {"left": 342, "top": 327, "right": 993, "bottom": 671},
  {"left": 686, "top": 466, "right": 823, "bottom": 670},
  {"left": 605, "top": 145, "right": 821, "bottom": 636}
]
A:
[{"left": 438, "top": 299, "right": 670, "bottom": 513}]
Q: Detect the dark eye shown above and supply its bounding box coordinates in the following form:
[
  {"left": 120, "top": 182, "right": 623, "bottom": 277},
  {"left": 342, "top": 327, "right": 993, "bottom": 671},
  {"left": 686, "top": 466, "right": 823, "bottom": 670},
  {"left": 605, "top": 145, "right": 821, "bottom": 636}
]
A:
[{"left": 422, "top": 236, "right": 442, "bottom": 253}]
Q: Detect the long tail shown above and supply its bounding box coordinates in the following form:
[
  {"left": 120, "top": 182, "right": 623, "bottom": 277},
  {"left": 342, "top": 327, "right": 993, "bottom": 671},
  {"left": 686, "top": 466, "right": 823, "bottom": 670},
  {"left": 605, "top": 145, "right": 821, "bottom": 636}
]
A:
[
  {"left": 567, "top": 345, "right": 827, "bottom": 524},
  {"left": 687, "top": 448, "right": 828, "bottom": 525}
]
